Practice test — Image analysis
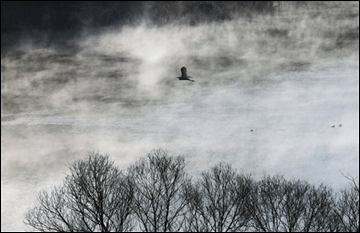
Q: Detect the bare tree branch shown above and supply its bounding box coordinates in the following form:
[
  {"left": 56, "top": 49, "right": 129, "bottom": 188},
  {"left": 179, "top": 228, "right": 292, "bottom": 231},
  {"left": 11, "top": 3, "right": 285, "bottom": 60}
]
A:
[
  {"left": 128, "top": 149, "right": 190, "bottom": 232},
  {"left": 24, "top": 152, "right": 134, "bottom": 232},
  {"left": 184, "top": 163, "right": 253, "bottom": 232}
]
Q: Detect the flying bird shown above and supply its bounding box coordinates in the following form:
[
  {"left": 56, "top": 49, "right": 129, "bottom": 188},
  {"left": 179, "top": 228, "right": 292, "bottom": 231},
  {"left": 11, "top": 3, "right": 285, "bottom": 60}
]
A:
[{"left": 178, "top": 67, "right": 195, "bottom": 82}]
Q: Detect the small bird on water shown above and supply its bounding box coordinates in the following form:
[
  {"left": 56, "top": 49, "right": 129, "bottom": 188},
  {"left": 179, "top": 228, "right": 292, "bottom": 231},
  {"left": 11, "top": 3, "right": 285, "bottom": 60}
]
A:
[{"left": 178, "top": 67, "right": 195, "bottom": 82}]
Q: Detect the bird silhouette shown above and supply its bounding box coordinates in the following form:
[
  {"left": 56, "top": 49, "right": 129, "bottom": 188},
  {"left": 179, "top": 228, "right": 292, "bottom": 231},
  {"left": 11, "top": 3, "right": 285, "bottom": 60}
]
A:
[
  {"left": 178, "top": 67, "right": 195, "bottom": 82},
  {"left": 331, "top": 125, "right": 335, "bottom": 128},
  {"left": 338, "top": 124, "right": 342, "bottom": 127}
]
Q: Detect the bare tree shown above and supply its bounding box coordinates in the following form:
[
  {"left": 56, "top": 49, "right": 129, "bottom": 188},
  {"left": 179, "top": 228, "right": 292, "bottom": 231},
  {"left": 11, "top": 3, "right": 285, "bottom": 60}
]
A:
[
  {"left": 24, "top": 152, "right": 134, "bottom": 232},
  {"left": 24, "top": 150, "right": 357, "bottom": 232},
  {"left": 128, "top": 149, "right": 190, "bottom": 232},
  {"left": 248, "top": 175, "right": 335, "bottom": 232},
  {"left": 184, "top": 163, "right": 253, "bottom": 232},
  {"left": 301, "top": 184, "right": 335, "bottom": 232},
  {"left": 331, "top": 175, "right": 359, "bottom": 232}
]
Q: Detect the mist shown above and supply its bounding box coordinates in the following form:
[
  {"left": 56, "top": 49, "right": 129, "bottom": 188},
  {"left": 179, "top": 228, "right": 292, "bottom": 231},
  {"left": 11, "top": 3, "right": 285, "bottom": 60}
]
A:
[{"left": 1, "top": 1, "right": 359, "bottom": 231}]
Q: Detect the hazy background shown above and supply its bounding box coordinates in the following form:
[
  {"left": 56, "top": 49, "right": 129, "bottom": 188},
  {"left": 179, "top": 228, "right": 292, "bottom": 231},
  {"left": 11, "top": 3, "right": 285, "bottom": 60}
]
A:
[{"left": 1, "top": 1, "right": 359, "bottom": 231}]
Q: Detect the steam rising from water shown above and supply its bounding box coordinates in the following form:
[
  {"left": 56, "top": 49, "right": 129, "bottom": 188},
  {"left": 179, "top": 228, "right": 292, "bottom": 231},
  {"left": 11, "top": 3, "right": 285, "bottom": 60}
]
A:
[{"left": 1, "top": 2, "right": 359, "bottom": 231}]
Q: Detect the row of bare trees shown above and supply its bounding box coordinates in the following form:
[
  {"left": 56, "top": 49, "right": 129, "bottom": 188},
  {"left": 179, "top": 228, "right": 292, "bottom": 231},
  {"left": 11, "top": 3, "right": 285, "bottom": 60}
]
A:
[{"left": 25, "top": 149, "right": 359, "bottom": 232}]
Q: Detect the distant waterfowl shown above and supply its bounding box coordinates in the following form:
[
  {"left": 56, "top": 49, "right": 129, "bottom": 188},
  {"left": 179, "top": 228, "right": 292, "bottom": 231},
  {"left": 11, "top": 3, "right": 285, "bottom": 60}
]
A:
[
  {"left": 178, "top": 67, "right": 195, "bottom": 82},
  {"left": 251, "top": 129, "right": 253, "bottom": 132},
  {"left": 338, "top": 124, "right": 342, "bottom": 127},
  {"left": 331, "top": 125, "right": 335, "bottom": 128}
]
